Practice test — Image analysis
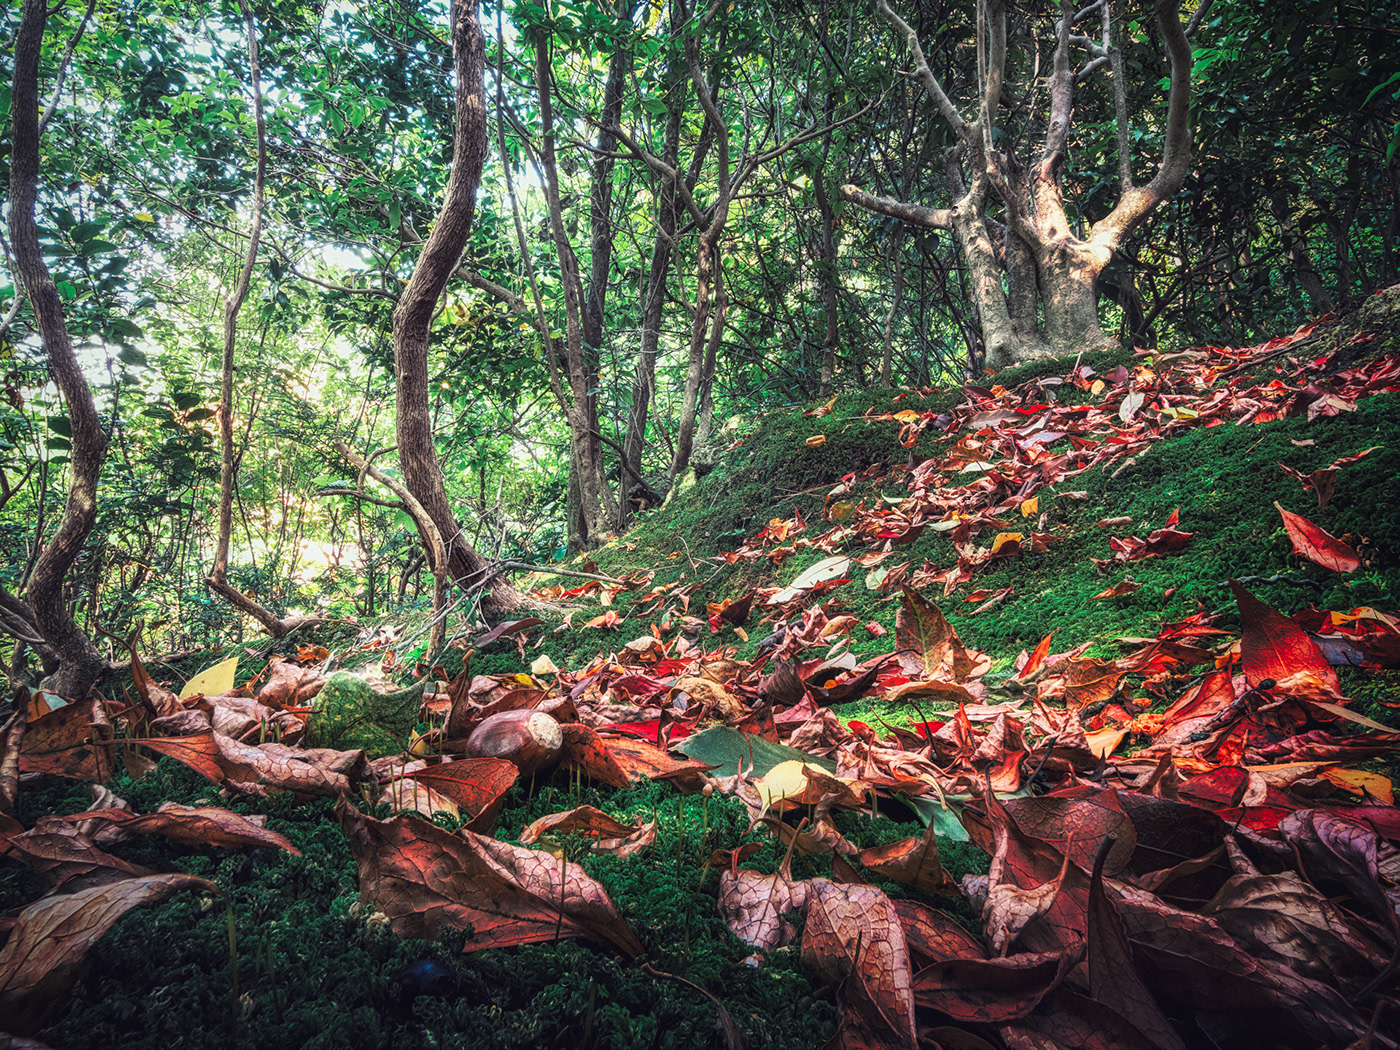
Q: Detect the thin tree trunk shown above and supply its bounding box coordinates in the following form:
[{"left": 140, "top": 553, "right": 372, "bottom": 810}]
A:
[
  {"left": 206, "top": 0, "right": 315, "bottom": 638},
  {"left": 8, "top": 0, "right": 110, "bottom": 696},
  {"left": 392, "top": 0, "right": 525, "bottom": 614}
]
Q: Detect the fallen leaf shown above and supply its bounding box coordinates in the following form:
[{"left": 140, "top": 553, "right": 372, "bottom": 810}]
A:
[
  {"left": 1230, "top": 580, "right": 1341, "bottom": 699},
  {"left": 801, "top": 879, "right": 918, "bottom": 1049},
  {"left": 1274, "top": 502, "right": 1361, "bottom": 572},
  {"left": 0, "top": 873, "right": 216, "bottom": 1034},
  {"left": 177, "top": 655, "right": 240, "bottom": 701},
  {"left": 336, "top": 802, "right": 643, "bottom": 956}
]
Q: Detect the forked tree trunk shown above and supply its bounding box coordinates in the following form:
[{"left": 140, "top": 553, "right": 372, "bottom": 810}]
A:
[
  {"left": 8, "top": 0, "right": 110, "bottom": 697},
  {"left": 843, "top": 0, "right": 1194, "bottom": 373},
  {"left": 392, "top": 0, "right": 526, "bottom": 613}
]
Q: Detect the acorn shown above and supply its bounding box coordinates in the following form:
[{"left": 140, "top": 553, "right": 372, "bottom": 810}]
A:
[{"left": 461, "top": 709, "right": 563, "bottom": 777}]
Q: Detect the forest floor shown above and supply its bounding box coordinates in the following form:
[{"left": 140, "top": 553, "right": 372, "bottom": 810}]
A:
[{"left": 4, "top": 286, "right": 1400, "bottom": 1050}]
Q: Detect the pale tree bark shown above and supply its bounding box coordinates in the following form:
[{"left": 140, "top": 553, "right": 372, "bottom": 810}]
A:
[
  {"left": 7, "top": 0, "right": 110, "bottom": 696},
  {"left": 842, "top": 0, "right": 1194, "bottom": 373},
  {"left": 392, "top": 0, "right": 526, "bottom": 613},
  {"left": 206, "top": 0, "right": 317, "bottom": 639}
]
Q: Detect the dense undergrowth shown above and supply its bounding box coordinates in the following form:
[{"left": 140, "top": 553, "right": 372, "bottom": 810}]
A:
[{"left": 5, "top": 295, "right": 1400, "bottom": 1049}]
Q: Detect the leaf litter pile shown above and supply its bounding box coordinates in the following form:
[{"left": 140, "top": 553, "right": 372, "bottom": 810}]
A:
[{"left": 4, "top": 314, "right": 1400, "bottom": 1049}]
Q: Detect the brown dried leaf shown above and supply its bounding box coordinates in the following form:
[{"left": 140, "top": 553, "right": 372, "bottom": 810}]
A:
[
  {"left": 801, "top": 879, "right": 918, "bottom": 1050},
  {"left": 336, "top": 802, "right": 642, "bottom": 956},
  {"left": 718, "top": 864, "right": 809, "bottom": 953},
  {"left": 1, "top": 712, "right": 23, "bottom": 822},
  {"left": 3, "top": 820, "right": 154, "bottom": 893},
  {"left": 0, "top": 873, "right": 216, "bottom": 1035},
  {"left": 127, "top": 732, "right": 368, "bottom": 796},
  {"left": 520, "top": 805, "right": 636, "bottom": 844},
  {"left": 1201, "top": 871, "right": 1391, "bottom": 985},
  {"left": 558, "top": 723, "right": 633, "bottom": 789},
  {"left": 82, "top": 803, "right": 300, "bottom": 856},
  {"left": 858, "top": 819, "right": 953, "bottom": 894},
  {"left": 18, "top": 697, "right": 115, "bottom": 783},
  {"left": 1086, "top": 839, "right": 1187, "bottom": 1050},
  {"left": 255, "top": 658, "right": 327, "bottom": 708},
  {"left": 912, "top": 942, "right": 1084, "bottom": 1023}
]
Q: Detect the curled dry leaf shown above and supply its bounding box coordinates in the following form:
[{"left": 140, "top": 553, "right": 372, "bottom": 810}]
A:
[
  {"left": 127, "top": 731, "right": 368, "bottom": 796},
  {"left": 336, "top": 802, "right": 643, "bottom": 957},
  {"left": 718, "top": 862, "right": 808, "bottom": 953},
  {"left": 0, "top": 873, "right": 216, "bottom": 1035},
  {"left": 912, "top": 942, "right": 1084, "bottom": 1024},
  {"left": 520, "top": 805, "right": 635, "bottom": 844},
  {"left": 857, "top": 818, "right": 954, "bottom": 894},
  {"left": 1, "top": 712, "right": 24, "bottom": 824},
  {"left": 4, "top": 819, "right": 154, "bottom": 893}
]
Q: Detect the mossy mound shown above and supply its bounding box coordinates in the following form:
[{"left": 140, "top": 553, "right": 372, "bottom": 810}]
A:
[{"left": 303, "top": 671, "right": 426, "bottom": 757}]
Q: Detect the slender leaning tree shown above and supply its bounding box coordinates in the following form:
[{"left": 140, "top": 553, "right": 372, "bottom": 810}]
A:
[
  {"left": 390, "top": 0, "right": 527, "bottom": 612},
  {"left": 842, "top": 0, "right": 1196, "bottom": 372}
]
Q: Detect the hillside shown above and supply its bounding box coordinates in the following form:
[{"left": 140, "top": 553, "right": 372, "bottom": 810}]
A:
[{"left": 4, "top": 288, "right": 1400, "bottom": 1050}]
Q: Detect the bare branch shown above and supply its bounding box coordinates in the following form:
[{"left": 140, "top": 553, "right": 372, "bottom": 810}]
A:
[
  {"left": 838, "top": 185, "right": 952, "bottom": 229},
  {"left": 876, "top": 0, "right": 969, "bottom": 138}
]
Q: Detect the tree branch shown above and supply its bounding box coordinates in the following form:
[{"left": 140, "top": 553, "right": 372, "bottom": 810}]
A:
[{"left": 837, "top": 185, "right": 952, "bottom": 229}]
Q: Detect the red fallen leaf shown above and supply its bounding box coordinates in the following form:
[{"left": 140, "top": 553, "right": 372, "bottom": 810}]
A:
[
  {"left": 801, "top": 878, "right": 918, "bottom": 1050},
  {"left": 1092, "top": 579, "right": 1141, "bottom": 600},
  {"left": 402, "top": 757, "right": 519, "bottom": 832},
  {"left": 336, "top": 802, "right": 643, "bottom": 957},
  {"left": 0, "top": 873, "right": 216, "bottom": 1035},
  {"left": 864, "top": 621, "right": 888, "bottom": 638},
  {"left": 584, "top": 610, "right": 621, "bottom": 630},
  {"left": 1015, "top": 630, "right": 1056, "bottom": 680},
  {"left": 18, "top": 697, "right": 115, "bottom": 783},
  {"left": 997, "top": 986, "right": 1175, "bottom": 1050},
  {"left": 1273, "top": 502, "right": 1361, "bottom": 573},
  {"left": 1229, "top": 580, "right": 1341, "bottom": 699}
]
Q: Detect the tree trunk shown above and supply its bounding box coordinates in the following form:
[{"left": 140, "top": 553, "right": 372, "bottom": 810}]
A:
[
  {"left": 391, "top": 0, "right": 525, "bottom": 614},
  {"left": 8, "top": 0, "right": 110, "bottom": 697},
  {"left": 845, "top": 0, "right": 1193, "bottom": 373},
  {"left": 207, "top": 0, "right": 315, "bottom": 639}
]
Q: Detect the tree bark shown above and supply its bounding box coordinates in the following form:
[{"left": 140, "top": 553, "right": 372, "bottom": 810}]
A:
[
  {"left": 8, "top": 0, "right": 110, "bottom": 696},
  {"left": 391, "top": 0, "right": 525, "bottom": 613}
]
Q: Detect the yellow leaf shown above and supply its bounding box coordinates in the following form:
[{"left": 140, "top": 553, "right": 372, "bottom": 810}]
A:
[
  {"left": 806, "top": 434, "right": 827, "bottom": 448},
  {"left": 1090, "top": 379, "right": 1106, "bottom": 396},
  {"left": 893, "top": 409, "right": 920, "bottom": 424},
  {"left": 529, "top": 655, "right": 558, "bottom": 676},
  {"left": 990, "top": 532, "right": 1023, "bottom": 556},
  {"left": 1319, "top": 766, "right": 1393, "bottom": 805},
  {"left": 134, "top": 211, "right": 155, "bottom": 222},
  {"left": 1020, "top": 497, "right": 1039, "bottom": 518},
  {"left": 178, "top": 655, "right": 239, "bottom": 701},
  {"left": 756, "top": 760, "right": 811, "bottom": 808}
]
